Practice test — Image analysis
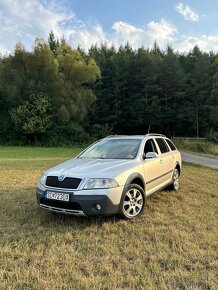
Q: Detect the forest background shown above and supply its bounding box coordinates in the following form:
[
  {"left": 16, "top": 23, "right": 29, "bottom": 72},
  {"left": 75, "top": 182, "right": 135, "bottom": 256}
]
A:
[{"left": 0, "top": 32, "right": 217, "bottom": 145}]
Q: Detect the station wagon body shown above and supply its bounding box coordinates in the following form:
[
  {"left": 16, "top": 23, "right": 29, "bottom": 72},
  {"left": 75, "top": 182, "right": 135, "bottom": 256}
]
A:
[{"left": 36, "top": 134, "right": 182, "bottom": 219}]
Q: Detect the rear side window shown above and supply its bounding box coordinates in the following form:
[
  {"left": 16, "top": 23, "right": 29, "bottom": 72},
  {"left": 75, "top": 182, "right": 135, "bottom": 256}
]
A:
[
  {"left": 155, "top": 138, "right": 169, "bottom": 154},
  {"left": 165, "top": 139, "right": 177, "bottom": 151}
]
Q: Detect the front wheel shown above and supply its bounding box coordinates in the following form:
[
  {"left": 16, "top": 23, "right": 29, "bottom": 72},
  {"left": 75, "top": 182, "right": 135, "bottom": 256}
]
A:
[{"left": 120, "top": 184, "right": 145, "bottom": 219}]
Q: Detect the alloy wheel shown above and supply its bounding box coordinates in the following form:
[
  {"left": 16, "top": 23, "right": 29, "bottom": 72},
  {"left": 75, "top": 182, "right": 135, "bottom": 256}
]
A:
[
  {"left": 173, "top": 169, "right": 179, "bottom": 190},
  {"left": 123, "top": 188, "right": 144, "bottom": 218}
]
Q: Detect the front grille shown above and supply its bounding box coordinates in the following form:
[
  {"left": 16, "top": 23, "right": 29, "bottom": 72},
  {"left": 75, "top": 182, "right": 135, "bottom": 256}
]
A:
[
  {"left": 40, "top": 197, "right": 82, "bottom": 210},
  {"left": 45, "top": 176, "right": 82, "bottom": 189}
]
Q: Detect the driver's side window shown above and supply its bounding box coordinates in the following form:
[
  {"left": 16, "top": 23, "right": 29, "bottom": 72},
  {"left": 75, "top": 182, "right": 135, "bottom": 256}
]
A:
[{"left": 144, "top": 139, "right": 158, "bottom": 156}]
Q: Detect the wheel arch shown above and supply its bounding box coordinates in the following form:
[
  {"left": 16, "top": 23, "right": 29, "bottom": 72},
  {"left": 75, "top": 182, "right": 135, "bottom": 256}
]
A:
[
  {"left": 124, "top": 173, "right": 145, "bottom": 190},
  {"left": 175, "top": 162, "right": 181, "bottom": 175}
]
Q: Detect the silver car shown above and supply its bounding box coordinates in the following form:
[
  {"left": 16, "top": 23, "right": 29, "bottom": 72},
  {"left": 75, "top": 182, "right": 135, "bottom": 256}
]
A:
[{"left": 36, "top": 134, "right": 182, "bottom": 219}]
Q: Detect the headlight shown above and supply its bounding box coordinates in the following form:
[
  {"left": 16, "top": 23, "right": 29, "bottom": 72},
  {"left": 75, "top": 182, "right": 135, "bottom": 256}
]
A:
[
  {"left": 84, "top": 178, "right": 119, "bottom": 189},
  {"left": 39, "top": 174, "right": 47, "bottom": 185}
]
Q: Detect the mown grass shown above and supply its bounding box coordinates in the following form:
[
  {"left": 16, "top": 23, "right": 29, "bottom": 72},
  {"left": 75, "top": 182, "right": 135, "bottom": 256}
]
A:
[
  {"left": 0, "top": 147, "right": 217, "bottom": 289},
  {"left": 174, "top": 139, "right": 218, "bottom": 157}
]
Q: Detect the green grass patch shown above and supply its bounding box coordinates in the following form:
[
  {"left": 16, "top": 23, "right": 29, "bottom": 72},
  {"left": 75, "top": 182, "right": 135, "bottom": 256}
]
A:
[
  {"left": 0, "top": 146, "right": 83, "bottom": 159},
  {"left": 0, "top": 147, "right": 217, "bottom": 289},
  {"left": 174, "top": 139, "right": 218, "bottom": 156}
]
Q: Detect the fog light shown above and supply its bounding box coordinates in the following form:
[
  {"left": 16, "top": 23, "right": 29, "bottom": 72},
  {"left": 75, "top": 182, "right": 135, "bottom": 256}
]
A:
[{"left": 96, "top": 204, "right": 101, "bottom": 210}]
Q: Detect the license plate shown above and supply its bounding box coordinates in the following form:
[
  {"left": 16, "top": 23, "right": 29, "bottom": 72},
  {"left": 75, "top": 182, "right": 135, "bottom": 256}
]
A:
[{"left": 45, "top": 191, "right": 70, "bottom": 202}]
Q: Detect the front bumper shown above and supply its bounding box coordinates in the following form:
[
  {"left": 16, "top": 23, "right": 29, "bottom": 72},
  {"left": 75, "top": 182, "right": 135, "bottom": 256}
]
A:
[{"left": 36, "top": 185, "right": 124, "bottom": 216}]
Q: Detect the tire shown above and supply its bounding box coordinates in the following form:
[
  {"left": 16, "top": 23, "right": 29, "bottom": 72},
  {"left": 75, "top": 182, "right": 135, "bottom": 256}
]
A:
[
  {"left": 120, "top": 183, "right": 146, "bottom": 219},
  {"left": 168, "top": 168, "right": 180, "bottom": 191}
]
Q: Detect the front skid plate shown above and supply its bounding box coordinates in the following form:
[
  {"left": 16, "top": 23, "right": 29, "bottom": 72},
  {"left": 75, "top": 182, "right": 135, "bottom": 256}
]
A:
[{"left": 40, "top": 204, "right": 86, "bottom": 216}]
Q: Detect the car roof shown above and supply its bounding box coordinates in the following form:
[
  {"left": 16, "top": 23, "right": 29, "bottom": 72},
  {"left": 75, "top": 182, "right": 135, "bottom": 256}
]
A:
[{"left": 104, "top": 134, "right": 167, "bottom": 140}]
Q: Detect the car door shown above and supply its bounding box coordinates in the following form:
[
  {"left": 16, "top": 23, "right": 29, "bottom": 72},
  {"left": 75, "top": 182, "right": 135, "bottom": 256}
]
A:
[
  {"left": 143, "top": 138, "right": 165, "bottom": 195},
  {"left": 154, "top": 138, "right": 174, "bottom": 184}
]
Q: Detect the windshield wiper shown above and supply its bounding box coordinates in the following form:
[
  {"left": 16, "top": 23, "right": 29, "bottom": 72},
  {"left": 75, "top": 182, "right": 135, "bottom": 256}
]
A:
[{"left": 78, "top": 156, "right": 106, "bottom": 159}]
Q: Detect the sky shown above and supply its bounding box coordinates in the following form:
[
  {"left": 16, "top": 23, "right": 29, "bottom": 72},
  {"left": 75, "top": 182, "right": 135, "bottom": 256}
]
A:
[{"left": 1, "top": 0, "right": 218, "bottom": 55}]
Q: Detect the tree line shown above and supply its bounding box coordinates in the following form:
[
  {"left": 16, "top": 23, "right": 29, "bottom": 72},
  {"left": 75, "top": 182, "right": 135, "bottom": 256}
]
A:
[{"left": 0, "top": 32, "right": 218, "bottom": 145}]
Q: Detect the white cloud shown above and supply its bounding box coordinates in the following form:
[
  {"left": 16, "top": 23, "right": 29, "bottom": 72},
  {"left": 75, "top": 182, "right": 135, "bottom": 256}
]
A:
[
  {"left": 176, "top": 3, "right": 199, "bottom": 22},
  {"left": 0, "top": 43, "right": 8, "bottom": 56},
  {"left": 0, "top": 0, "right": 177, "bottom": 53},
  {"left": 112, "top": 21, "right": 145, "bottom": 46},
  {"left": 56, "top": 19, "right": 177, "bottom": 51},
  {"left": 175, "top": 35, "right": 218, "bottom": 52},
  {"left": 110, "top": 19, "right": 177, "bottom": 48},
  {"left": 0, "top": 0, "right": 218, "bottom": 55},
  {"left": 146, "top": 20, "right": 177, "bottom": 44},
  {"left": 66, "top": 24, "right": 106, "bottom": 49},
  {"left": 0, "top": 0, "right": 74, "bottom": 53}
]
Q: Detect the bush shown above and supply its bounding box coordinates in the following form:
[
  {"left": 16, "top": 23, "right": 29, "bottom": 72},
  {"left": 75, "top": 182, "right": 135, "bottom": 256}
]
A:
[
  {"left": 174, "top": 139, "right": 218, "bottom": 156},
  {"left": 40, "top": 122, "right": 91, "bottom": 146},
  {"left": 206, "top": 130, "right": 218, "bottom": 144}
]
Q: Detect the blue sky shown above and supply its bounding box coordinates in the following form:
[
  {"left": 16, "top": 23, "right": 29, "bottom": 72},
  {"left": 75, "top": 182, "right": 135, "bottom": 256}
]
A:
[{"left": 1, "top": 0, "right": 218, "bottom": 54}]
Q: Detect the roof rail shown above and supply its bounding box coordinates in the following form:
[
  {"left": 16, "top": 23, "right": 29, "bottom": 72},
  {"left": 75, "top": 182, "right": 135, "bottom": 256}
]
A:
[
  {"left": 104, "top": 135, "right": 127, "bottom": 138},
  {"left": 145, "top": 133, "right": 166, "bottom": 137}
]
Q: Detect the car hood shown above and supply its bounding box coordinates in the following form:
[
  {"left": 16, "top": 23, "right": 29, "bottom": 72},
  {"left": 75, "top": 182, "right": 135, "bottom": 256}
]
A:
[{"left": 44, "top": 157, "right": 138, "bottom": 179}]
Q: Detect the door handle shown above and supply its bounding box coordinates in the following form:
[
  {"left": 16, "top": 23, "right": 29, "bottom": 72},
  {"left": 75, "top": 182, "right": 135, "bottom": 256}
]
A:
[
  {"left": 172, "top": 155, "right": 175, "bottom": 159},
  {"left": 160, "top": 159, "right": 163, "bottom": 164}
]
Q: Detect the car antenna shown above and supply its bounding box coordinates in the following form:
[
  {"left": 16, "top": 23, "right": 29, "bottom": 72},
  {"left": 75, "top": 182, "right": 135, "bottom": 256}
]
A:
[{"left": 147, "top": 125, "right": 150, "bottom": 134}]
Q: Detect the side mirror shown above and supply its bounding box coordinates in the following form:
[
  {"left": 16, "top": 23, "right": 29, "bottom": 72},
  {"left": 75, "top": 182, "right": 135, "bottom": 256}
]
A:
[{"left": 145, "top": 152, "right": 158, "bottom": 159}]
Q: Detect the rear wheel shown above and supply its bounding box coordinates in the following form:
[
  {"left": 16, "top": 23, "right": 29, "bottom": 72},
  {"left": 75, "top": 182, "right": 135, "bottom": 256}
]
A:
[
  {"left": 168, "top": 168, "right": 180, "bottom": 191},
  {"left": 120, "top": 184, "right": 145, "bottom": 219}
]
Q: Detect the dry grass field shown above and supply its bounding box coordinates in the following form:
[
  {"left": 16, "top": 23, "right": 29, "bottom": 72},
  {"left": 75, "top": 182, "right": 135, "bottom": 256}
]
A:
[{"left": 0, "top": 146, "right": 217, "bottom": 290}]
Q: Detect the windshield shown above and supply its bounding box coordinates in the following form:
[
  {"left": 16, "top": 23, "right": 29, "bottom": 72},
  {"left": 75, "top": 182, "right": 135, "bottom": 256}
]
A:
[{"left": 79, "top": 139, "right": 141, "bottom": 159}]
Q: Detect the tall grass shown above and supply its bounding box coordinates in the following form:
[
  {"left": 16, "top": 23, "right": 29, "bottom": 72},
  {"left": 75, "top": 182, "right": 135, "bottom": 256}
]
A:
[{"left": 174, "top": 139, "right": 218, "bottom": 156}]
